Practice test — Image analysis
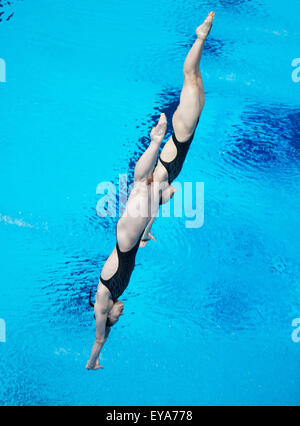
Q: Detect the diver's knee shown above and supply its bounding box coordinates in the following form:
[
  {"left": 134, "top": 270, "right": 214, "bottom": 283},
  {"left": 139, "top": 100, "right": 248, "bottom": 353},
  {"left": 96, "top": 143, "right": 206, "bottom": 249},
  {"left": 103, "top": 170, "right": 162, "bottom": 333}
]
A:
[{"left": 183, "top": 71, "right": 202, "bottom": 87}]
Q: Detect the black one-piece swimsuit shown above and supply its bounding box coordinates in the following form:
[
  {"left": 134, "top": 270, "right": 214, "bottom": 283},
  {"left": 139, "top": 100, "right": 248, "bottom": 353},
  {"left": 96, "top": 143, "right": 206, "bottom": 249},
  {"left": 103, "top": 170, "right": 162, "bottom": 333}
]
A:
[
  {"left": 159, "top": 124, "right": 198, "bottom": 184},
  {"left": 100, "top": 126, "right": 198, "bottom": 300},
  {"left": 100, "top": 235, "right": 142, "bottom": 302}
]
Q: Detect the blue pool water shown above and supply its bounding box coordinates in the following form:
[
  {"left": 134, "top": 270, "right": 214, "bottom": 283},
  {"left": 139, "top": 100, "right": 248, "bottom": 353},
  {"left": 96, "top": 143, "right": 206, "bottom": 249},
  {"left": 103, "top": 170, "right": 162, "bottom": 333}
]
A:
[{"left": 0, "top": 0, "right": 300, "bottom": 406}]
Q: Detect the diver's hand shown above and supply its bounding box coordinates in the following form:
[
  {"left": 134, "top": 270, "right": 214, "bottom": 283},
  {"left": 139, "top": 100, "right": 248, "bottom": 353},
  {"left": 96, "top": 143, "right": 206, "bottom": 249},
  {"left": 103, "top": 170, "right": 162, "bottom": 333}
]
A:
[
  {"left": 140, "top": 233, "right": 156, "bottom": 248},
  {"left": 86, "top": 360, "right": 104, "bottom": 370}
]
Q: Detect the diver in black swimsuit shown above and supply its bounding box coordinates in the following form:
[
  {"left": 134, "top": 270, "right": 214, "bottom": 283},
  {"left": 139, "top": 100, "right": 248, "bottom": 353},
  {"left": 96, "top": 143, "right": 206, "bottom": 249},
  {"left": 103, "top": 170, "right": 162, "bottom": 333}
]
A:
[
  {"left": 100, "top": 237, "right": 142, "bottom": 303},
  {"left": 89, "top": 236, "right": 141, "bottom": 310},
  {"left": 159, "top": 122, "right": 199, "bottom": 185},
  {"left": 86, "top": 12, "right": 215, "bottom": 369},
  {"left": 86, "top": 114, "right": 168, "bottom": 370},
  {"left": 141, "top": 12, "right": 214, "bottom": 246}
]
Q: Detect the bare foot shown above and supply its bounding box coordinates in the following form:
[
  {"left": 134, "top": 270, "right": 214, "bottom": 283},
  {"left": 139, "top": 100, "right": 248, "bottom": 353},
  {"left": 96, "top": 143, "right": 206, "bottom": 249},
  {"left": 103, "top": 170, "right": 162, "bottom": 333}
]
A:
[
  {"left": 196, "top": 12, "right": 215, "bottom": 40},
  {"left": 150, "top": 113, "right": 167, "bottom": 144},
  {"left": 86, "top": 360, "right": 104, "bottom": 370}
]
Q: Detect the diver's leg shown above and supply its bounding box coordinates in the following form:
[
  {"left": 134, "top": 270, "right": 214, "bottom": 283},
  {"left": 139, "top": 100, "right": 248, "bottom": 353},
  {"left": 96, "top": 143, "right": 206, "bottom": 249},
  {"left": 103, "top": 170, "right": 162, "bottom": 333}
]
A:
[
  {"left": 172, "top": 12, "right": 215, "bottom": 142},
  {"left": 134, "top": 114, "right": 167, "bottom": 182}
]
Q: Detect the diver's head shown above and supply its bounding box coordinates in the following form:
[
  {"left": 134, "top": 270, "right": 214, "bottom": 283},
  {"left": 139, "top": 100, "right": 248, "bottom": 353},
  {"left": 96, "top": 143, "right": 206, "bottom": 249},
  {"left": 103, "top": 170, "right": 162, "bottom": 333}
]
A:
[{"left": 107, "top": 301, "right": 124, "bottom": 327}]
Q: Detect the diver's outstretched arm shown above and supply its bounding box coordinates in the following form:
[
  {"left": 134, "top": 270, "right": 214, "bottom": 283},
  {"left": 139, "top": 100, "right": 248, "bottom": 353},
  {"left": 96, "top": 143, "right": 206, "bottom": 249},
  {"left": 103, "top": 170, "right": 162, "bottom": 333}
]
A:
[
  {"left": 86, "top": 285, "right": 111, "bottom": 370},
  {"left": 134, "top": 114, "right": 167, "bottom": 183}
]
